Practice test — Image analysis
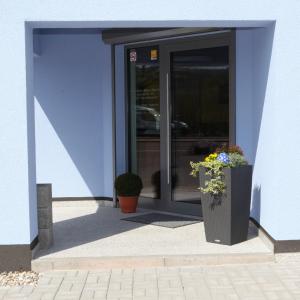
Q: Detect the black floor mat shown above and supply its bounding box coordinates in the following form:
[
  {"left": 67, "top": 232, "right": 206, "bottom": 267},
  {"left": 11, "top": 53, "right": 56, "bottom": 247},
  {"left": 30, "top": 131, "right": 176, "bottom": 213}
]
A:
[{"left": 122, "top": 212, "right": 201, "bottom": 228}]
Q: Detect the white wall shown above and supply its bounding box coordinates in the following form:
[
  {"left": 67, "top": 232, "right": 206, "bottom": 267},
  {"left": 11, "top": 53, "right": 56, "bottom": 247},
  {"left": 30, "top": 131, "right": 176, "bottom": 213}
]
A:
[{"left": 34, "top": 32, "right": 113, "bottom": 198}]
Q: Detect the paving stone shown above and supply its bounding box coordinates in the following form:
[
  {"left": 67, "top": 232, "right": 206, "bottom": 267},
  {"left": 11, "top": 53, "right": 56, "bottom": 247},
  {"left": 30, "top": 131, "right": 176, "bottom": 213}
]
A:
[
  {"left": 107, "top": 282, "right": 121, "bottom": 290},
  {"left": 292, "top": 292, "right": 300, "bottom": 300},
  {"left": 0, "top": 294, "right": 5, "bottom": 300},
  {"left": 40, "top": 293, "right": 57, "bottom": 300},
  {"left": 159, "top": 287, "right": 184, "bottom": 296},
  {"left": 29, "top": 291, "right": 57, "bottom": 300},
  {"left": 5, "top": 258, "right": 300, "bottom": 299},
  {"left": 280, "top": 278, "right": 300, "bottom": 290},
  {"left": 145, "top": 287, "right": 158, "bottom": 296},
  {"left": 184, "top": 286, "right": 211, "bottom": 299},
  {"left": 263, "top": 290, "right": 294, "bottom": 300},
  {"left": 93, "top": 290, "right": 108, "bottom": 297},
  {"left": 233, "top": 283, "right": 265, "bottom": 298},
  {"left": 210, "top": 287, "right": 239, "bottom": 300},
  {"left": 206, "top": 276, "right": 233, "bottom": 288},
  {"left": 133, "top": 288, "right": 146, "bottom": 297},
  {"left": 133, "top": 297, "right": 158, "bottom": 300}
]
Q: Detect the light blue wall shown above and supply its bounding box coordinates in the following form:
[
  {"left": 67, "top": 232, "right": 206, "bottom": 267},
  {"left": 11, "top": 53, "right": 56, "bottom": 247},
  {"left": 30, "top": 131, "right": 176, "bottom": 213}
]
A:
[
  {"left": 26, "top": 27, "right": 39, "bottom": 241},
  {"left": 236, "top": 23, "right": 300, "bottom": 240},
  {"left": 1, "top": 0, "right": 300, "bottom": 244},
  {"left": 0, "top": 23, "right": 37, "bottom": 244},
  {"left": 236, "top": 29, "right": 254, "bottom": 163},
  {"left": 34, "top": 32, "right": 113, "bottom": 198},
  {"left": 236, "top": 26, "right": 277, "bottom": 236}
]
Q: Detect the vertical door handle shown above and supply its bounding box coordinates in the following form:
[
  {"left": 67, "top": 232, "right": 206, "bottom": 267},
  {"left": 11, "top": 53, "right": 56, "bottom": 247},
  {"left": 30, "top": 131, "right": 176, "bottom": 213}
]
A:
[{"left": 166, "top": 72, "right": 170, "bottom": 185}]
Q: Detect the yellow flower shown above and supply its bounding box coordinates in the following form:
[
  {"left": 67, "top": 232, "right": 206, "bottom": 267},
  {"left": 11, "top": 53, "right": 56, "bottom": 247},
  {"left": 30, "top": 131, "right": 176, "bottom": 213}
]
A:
[{"left": 204, "top": 153, "right": 217, "bottom": 162}]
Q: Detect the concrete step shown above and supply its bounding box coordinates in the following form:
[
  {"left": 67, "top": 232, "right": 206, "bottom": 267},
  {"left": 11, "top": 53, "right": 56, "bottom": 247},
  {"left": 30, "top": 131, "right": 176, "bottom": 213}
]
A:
[{"left": 32, "top": 253, "right": 274, "bottom": 272}]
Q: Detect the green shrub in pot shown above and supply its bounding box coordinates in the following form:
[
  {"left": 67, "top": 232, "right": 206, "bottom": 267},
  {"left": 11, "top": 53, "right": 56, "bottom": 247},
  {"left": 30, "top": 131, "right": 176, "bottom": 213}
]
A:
[
  {"left": 114, "top": 173, "right": 143, "bottom": 213},
  {"left": 114, "top": 172, "right": 143, "bottom": 196}
]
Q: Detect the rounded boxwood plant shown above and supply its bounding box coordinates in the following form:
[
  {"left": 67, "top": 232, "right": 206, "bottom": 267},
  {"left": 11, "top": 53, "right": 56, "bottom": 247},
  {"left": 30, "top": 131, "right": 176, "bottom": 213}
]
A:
[{"left": 114, "top": 172, "right": 143, "bottom": 197}]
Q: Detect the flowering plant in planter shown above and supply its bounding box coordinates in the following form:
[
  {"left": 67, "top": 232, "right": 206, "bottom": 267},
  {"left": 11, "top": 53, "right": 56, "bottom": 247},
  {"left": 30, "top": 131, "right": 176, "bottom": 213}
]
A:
[
  {"left": 190, "top": 145, "right": 248, "bottom": 196},
  {"left": 190, "top": 145, "right": 252, "bottom": 245}
]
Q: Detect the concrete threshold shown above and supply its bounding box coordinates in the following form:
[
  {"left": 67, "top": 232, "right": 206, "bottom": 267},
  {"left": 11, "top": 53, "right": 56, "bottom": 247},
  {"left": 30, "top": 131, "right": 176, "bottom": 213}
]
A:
[{"left": 32, "top": 253, "right": 274, "bottom": 272}]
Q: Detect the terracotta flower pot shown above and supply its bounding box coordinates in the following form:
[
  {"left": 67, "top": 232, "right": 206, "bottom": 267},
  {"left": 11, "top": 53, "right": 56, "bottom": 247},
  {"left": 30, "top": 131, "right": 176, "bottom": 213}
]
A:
[{"left": 118, "top": 196, "right": 138, "bottom": 213}]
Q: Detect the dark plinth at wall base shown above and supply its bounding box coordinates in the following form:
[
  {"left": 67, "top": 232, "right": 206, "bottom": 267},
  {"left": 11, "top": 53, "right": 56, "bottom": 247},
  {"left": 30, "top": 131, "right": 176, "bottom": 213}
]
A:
[
  {"left": 274, "top": 240, "right": 300, "bottom": 253},
  {"left": 30, "top": 236, "right": 39, "bottom": 250},
  {"left": 0, "top": 236, "right": 38, "bottom": 271},
  {"left": 250, "top": 217, "right": 300, "bottom": 253}
]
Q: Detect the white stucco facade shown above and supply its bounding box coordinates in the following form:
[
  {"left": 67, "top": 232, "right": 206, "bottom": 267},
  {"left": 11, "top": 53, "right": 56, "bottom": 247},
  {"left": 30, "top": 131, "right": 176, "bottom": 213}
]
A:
[{"left": 0, "top": 0, "right": 300, "bottom": 248}]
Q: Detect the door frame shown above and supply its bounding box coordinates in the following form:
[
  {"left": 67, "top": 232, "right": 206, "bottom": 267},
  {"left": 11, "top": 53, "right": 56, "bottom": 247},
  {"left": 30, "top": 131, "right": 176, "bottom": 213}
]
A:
[{"left": 124, "top": 30, "right": 236, "bottom": 216}]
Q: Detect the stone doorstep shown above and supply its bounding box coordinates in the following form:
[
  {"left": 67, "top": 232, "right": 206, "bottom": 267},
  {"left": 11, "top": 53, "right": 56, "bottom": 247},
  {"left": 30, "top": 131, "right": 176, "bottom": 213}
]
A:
[
  {"left": 32, "top": 253, "right": 275, "bottom": 272},
  {"left": 52, "top": 200, "right": 114, "bottom": 208}
]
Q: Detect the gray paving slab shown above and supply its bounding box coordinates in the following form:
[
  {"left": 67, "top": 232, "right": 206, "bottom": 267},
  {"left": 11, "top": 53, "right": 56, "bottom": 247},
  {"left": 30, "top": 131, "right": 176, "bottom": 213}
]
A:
[{"left": 3, "top": 256, "right": 300, "bottom": 299}]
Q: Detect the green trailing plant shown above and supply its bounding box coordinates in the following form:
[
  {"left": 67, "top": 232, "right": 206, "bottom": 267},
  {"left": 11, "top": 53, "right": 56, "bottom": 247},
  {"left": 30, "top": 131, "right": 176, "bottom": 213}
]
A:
[
  {"left": 114, "top": 172, "right": 143, "bottom": 196},
  {"left": 190, "top": 146, "right": 248, "bottom": 197},
  {"left": 191, "top": 159, "right": 226, "bottom": 196}
]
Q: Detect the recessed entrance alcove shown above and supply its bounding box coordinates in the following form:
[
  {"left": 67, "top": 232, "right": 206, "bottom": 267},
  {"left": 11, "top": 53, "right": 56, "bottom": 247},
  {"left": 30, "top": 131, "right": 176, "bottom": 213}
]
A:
[{"left": 32, "top": 24, "right": 275, "bottom": 270}]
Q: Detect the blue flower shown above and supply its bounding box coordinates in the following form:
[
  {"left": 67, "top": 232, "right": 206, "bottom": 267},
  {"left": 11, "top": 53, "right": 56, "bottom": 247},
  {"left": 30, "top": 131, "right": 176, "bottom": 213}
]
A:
[{"left": 217, "top": 152, "right": 230, "bottom": 164}]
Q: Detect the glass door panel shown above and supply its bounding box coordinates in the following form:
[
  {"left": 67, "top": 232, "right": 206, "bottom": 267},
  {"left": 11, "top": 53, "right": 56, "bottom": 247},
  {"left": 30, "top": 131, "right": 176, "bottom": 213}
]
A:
[
  {"left": 170, "top": 46, "right": 230, "bottom": 204},
  {"left": 128, "top": 46, "right": 160, "bottom": 199}
]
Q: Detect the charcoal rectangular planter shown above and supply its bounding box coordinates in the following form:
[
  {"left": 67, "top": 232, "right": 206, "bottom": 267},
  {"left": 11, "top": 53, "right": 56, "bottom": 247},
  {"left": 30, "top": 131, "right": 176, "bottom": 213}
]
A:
[{"left": 199, "top": 165, "right": 252, "bottom": 245}]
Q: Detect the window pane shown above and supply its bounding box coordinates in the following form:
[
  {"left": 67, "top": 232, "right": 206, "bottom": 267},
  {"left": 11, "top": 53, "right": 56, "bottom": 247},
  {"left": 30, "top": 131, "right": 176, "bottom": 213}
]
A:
[
  {"left": 171, "top": 46, "right": 229, "bottom": 203},
  {"left": 128, "top": 46, "right": 160, "bottom": 198}
]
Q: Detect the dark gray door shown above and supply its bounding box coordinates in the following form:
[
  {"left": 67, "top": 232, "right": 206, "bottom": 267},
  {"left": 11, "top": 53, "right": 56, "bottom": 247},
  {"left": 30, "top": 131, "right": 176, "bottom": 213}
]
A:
[
  {"left": 127, "top": 32, "right": 235, "bottom": 215},
  {"left": 160, "top": 33, "right": 235, "bottom": 215}
]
